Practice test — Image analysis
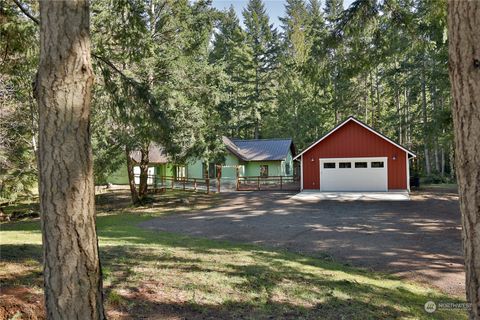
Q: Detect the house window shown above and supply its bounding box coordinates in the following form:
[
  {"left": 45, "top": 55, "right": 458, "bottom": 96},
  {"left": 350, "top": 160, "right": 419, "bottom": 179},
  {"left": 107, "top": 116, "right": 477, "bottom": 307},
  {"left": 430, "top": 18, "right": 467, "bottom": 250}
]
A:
[
  {"left": 285, "top": 163, "right": 291, "bottom": 175},
  {"left": 355, "top": 162, "right": 368, "bottom": 168},
  {"left": 202, "top": 163, "right": 207, "bottom": 178},
  {"left": 202, "top": 163, "right": 216, "bottom": 179},
  {"left": 176, "top": 165, "right": 186, "bottom": 178},
  {"left": 371, "top": 161, "right": 384, "bottom": 168},
  {"left": 324, "top": 163, "right": 336, "bottom": 169},
  {"left": 339, "top": 162, "right": 352, "bottom": 168},
  {"left": 260, "top": 165, "right": 269, "bottom": 177}
]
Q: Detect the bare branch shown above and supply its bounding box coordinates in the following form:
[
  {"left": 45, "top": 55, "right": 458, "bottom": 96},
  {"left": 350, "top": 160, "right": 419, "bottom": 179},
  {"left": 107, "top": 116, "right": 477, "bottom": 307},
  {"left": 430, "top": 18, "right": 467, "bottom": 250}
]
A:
[{"left": 12, "top": 0, "right": 39, "bottom": 25}]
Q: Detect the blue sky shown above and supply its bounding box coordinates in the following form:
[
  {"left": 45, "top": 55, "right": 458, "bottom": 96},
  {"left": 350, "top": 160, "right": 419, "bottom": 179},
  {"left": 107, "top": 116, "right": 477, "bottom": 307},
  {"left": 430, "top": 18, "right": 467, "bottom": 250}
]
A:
[{"left": 211, "top": 0, "right": 355, "bottom": 29}]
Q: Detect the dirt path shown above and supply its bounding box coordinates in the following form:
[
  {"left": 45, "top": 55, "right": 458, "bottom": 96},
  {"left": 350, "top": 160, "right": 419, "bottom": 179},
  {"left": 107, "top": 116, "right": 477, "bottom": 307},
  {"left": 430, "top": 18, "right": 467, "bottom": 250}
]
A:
[{"left": 140, "top": 190, "right": 465, "bottom": 297}]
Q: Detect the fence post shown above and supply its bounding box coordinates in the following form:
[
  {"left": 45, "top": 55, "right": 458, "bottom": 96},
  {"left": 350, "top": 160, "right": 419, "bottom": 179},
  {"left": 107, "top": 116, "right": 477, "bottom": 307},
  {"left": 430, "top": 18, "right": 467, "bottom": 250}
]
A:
[
  {"left": 236, "top": 177, "right": 239, "bottom": 191},
  {"left": 206, "top": 178, "right": 210, "bottom": 194},
  {"left": 280, "top": 176, "right": 283, "bottom": 190},
  {"left": 183, "top": 177, "right": 185, "bottom": 191},
  {"left": 171, "top": 176, "right": 174, "bottom": 190},
  {"left": 257, "top": 177, "right": 260, "bottom": 190},
  {"left": 217, "top": 178, "right": 220, "bottom": 193},
  {"left": 194, "top": 178, "right": 197, "bottom": 192}
]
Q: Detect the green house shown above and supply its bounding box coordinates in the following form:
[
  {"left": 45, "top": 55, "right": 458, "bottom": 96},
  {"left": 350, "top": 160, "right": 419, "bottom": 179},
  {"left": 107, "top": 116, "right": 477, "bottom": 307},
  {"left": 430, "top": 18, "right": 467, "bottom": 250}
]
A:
[
  {"left": 183, "top": 137, "right": 296, "bottom": 182},
  {"left": 106, "top": 137, "right": 296, "bottom": 188}
]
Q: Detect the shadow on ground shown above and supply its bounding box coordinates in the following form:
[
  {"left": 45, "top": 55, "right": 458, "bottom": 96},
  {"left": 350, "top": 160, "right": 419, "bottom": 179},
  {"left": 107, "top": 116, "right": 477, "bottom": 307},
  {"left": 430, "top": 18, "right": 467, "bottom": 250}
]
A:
[{"left": 139, "top": 190, "right": 464, "bottom": 296}]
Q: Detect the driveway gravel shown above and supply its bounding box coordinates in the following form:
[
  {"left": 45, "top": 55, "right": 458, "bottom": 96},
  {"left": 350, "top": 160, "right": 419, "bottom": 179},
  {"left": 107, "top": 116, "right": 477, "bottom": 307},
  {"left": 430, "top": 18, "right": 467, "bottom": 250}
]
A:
[{"left": 139, "top": 190, "right": 464, "bottom": 297}]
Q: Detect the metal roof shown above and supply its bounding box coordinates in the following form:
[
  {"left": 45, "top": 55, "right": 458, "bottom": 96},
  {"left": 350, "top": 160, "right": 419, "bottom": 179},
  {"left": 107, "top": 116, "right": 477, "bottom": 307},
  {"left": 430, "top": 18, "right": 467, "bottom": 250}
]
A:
[
  {"left": 225, "top": 137, "right": 294, "bottom": 161},
  {"left": 130, "top": 143, "right": 169, "bottom": 164},
  {"left": 131, "top": 138, "right": 295, "bottom": 164}
]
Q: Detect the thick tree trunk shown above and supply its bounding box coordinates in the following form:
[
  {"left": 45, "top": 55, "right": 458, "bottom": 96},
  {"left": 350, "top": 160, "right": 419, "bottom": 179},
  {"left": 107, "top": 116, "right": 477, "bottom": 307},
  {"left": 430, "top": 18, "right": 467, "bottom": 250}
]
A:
[
  {"left": 448, "top": 1, "right": 480, "bottom": 318},
  {"left": 36, "top": 1, "right": 105, "bottom": 318},
  {"left": 125, "top": 146, "right": 139, "bottom": 204}
]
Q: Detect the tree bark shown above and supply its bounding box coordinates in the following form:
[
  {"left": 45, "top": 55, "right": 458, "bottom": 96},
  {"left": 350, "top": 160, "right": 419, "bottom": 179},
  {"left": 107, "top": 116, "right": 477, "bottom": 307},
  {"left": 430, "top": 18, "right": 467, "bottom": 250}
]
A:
[
  {"left": 421, "top": 56, "right": 431, "bottom": 176},
  {"left": 125, "top": 146, "right": 139, "bottom": 204},
  {"left": 36, "top": 1, "right": 105, "bottom": 318},
  {"left": 138, "top": 146, "right": 150, "bottom": 201},
  {"left": 448, "top": 1, "right": 480, "bottom": 318}
]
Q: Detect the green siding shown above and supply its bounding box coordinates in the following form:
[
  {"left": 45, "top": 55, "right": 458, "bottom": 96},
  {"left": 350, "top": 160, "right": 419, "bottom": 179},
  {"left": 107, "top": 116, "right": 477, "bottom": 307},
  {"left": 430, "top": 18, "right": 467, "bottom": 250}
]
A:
[
  {"left": 222, "top": 152, "right": 244, "bottom": 179},
  {"left": 245, "top": 161, "right": 283, "bottom": 177},
  {"left": 107, "top": 164, "right": 173, "bottom": 185},
  {"left": 283, "top": 149, "right": 294, "bottom": 176},
  {"left": 106, "top": 148, "right": 293, "bottom": 185},
  {"left": 187, "top": 160, "right": 204, "bottom": 179}
]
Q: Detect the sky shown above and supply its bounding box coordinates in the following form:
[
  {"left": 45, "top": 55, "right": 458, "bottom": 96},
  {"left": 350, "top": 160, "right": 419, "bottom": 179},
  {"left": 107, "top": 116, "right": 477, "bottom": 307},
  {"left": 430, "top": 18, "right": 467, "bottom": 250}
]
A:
[{"left": 211, "top": 0, "right": 356, "bottom": 29}]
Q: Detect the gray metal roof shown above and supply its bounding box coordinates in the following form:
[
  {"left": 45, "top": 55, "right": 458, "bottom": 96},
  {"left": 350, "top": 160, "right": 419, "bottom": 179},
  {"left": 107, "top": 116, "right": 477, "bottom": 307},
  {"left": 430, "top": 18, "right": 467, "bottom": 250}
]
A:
[
  {"left": 130, "top": 143, "right": 168, "bottom": 164},
  {"left": 226, "top": 137, "right": 294, "bottom": 161},
  {"left": 131, "top": 138, "right": 294, "bottom": 164}
]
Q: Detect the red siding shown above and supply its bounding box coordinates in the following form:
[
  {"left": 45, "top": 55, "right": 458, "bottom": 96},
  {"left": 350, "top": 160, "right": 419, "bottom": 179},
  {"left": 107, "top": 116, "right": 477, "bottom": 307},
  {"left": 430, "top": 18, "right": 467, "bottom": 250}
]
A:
[{"left": 302, "top": 121, "right": 407, "bottom": 190}]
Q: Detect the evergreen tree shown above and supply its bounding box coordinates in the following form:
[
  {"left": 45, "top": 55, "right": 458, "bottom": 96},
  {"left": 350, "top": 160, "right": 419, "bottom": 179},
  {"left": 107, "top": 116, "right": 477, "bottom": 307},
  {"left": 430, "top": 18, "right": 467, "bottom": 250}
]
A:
[{"left": 242, "top": 0, "right": 280, "bottom": 138}]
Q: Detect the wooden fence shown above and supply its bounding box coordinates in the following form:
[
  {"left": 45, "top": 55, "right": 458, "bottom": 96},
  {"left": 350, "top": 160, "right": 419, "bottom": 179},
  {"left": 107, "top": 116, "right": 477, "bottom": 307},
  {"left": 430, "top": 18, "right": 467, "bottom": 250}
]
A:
[
  {"left": 136, "top": 175, "right": 300, "bottom": 193},
  {"left": 135, "top": 175, "right": 219, "bottom": 193},
  {"left": 236, "top": 176, "right": 300, "bottom": 191}
]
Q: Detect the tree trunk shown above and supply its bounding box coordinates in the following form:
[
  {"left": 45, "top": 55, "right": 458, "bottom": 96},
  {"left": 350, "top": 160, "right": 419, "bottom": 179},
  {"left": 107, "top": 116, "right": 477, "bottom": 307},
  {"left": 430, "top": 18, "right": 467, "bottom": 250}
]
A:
[
  {"left": 449, "top": 142, "right": 455, "bottom": 180},
  {"left": 448, "top": 1, "right": 480, "bottom": 318},
  {"left": 138, "top": 146, "right": 150, "bottom": 200},
  {"left": 421, "top": 57, "right": 431, "bottom": 176},
  {"left": 125, "top": 146, "right": 139, "bottom": 204},
  {"left": 36, "top": 1, "right": 105, "bottom": 318},
  {"left": 441, "top": 146, "right": 445, "bottom": 177}
]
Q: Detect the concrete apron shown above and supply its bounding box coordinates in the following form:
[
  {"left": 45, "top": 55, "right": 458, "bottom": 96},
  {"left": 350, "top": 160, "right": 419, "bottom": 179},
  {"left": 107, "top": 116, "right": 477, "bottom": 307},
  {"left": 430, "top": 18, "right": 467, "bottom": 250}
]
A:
[{"left": 292, "top": 191, "right": 410, "bottom": 201}]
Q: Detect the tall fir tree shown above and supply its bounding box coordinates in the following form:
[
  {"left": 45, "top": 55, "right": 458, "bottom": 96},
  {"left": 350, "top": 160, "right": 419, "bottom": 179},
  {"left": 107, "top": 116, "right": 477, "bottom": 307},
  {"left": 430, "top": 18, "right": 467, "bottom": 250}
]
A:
[{"left": 242, "top": 0, "right": 280, "bottom": 138}]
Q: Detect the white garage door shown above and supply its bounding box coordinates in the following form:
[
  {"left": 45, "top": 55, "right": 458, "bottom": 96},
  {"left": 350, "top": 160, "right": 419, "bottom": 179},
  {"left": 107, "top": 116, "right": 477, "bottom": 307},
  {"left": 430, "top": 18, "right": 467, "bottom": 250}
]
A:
[{"left": 320, "top": 157, "right": 388, "bottom": 192}]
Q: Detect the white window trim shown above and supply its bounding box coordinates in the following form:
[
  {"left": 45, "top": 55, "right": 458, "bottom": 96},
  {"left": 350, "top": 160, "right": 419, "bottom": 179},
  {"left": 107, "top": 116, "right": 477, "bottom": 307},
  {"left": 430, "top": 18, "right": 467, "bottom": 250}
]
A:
[{"left": 300, "top": 155, "right": 303, "bottom": 190}]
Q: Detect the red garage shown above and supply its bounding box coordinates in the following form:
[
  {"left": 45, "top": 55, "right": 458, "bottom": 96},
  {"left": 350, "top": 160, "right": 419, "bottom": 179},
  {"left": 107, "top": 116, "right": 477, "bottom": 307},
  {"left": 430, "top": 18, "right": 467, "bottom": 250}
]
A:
[{"left": 294, "top": 116, "right": 416, "bottom": 192}]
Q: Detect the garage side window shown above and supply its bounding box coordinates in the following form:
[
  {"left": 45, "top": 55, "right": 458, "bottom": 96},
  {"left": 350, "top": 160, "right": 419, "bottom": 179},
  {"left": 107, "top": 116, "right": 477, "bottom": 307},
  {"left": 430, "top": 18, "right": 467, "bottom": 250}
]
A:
[
  {"left": 323, "top": 162, "right": 335, "bottom": 169},
  {"left": 355, "top": 162, "right": 368, "bottom": 168},
  {"left": 339, "top": 162, "right": 352, "bottom": 168},
  {"left": 371, "top": 161, "right": 384, "bottom": 168}
]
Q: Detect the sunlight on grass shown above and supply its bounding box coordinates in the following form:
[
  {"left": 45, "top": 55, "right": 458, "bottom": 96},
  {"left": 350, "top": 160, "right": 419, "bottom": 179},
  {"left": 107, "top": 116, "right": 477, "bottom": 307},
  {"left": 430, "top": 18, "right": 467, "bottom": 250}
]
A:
[{"left": 0, "top": 191, "right": 467, "bottom": 319}]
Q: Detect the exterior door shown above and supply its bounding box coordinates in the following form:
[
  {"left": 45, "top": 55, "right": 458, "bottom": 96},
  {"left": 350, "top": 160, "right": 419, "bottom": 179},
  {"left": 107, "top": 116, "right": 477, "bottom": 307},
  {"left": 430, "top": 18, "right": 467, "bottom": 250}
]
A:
[{"left": 320, "top": 157, "right": 388, "bottom": 191}]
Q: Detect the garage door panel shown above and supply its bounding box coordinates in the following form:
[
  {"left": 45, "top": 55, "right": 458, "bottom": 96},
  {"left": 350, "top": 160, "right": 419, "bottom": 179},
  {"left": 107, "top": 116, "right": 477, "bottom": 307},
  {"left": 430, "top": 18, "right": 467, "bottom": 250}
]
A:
[{"left": 320, "top": 157, "right": 387, "bottom": 192}]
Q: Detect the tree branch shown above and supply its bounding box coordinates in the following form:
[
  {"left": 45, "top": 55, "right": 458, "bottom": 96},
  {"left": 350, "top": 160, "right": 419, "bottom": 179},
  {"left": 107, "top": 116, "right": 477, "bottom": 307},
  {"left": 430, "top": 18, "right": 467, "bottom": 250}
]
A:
[{"left": 12, "top": 0, "right": 39, "bottom": 25}]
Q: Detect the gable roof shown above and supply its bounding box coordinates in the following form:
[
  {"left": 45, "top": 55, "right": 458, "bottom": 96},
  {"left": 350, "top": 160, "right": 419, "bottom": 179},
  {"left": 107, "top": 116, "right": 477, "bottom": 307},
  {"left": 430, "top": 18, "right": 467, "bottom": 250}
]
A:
[
  {"left": 130, "top": 143, "right": 169, "bottom": 164},
  {"left": 223, "top": 136, "right": 294, "bottom": 161},
  {"left": 293, "top": 116, "right": 416, "bottom": 160}
]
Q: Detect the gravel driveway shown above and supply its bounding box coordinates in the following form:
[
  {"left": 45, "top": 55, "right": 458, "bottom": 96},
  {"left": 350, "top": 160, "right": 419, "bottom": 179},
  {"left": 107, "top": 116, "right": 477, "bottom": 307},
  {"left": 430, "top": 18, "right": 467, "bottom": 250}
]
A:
[{"left": 139, "top": 190, "right": 464, "bottom": 297}]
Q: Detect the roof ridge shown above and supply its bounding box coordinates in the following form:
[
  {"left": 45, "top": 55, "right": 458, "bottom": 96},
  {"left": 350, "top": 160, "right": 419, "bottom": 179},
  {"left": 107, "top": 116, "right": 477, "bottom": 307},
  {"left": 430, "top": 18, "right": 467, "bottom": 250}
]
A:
[{"left": 231, "top": 138, "right": 292, "bottom": 142}]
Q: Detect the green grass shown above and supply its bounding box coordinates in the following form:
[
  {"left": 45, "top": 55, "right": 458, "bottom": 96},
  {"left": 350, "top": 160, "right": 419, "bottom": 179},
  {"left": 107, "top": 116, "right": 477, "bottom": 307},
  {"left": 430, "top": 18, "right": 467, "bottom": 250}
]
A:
[
  {"left": 418, "top": 183, "right": 458, "bottom": 192},
  {"left": 0, "top": 190, "right": 467, "bottom": 319}
]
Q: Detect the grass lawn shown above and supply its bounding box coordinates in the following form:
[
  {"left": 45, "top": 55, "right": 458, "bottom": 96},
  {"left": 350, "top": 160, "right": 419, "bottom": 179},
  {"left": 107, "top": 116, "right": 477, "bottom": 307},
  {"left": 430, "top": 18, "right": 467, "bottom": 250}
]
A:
[{"left": 1, "top": 190, "right": 467, "bottom": 319}]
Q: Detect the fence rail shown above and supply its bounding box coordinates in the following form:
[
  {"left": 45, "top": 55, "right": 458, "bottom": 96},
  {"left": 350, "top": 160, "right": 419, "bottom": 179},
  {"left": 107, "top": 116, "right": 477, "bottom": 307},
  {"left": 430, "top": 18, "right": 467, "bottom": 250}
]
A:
[
  {"left": 134, "top": 175, "right": 219, "bottom": 193},
  {"left": 134, "top": 175, "right": 300, "bottom": 193},
  {"left": 236, "top": 176, "right": 300, "bottom": 191}
]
